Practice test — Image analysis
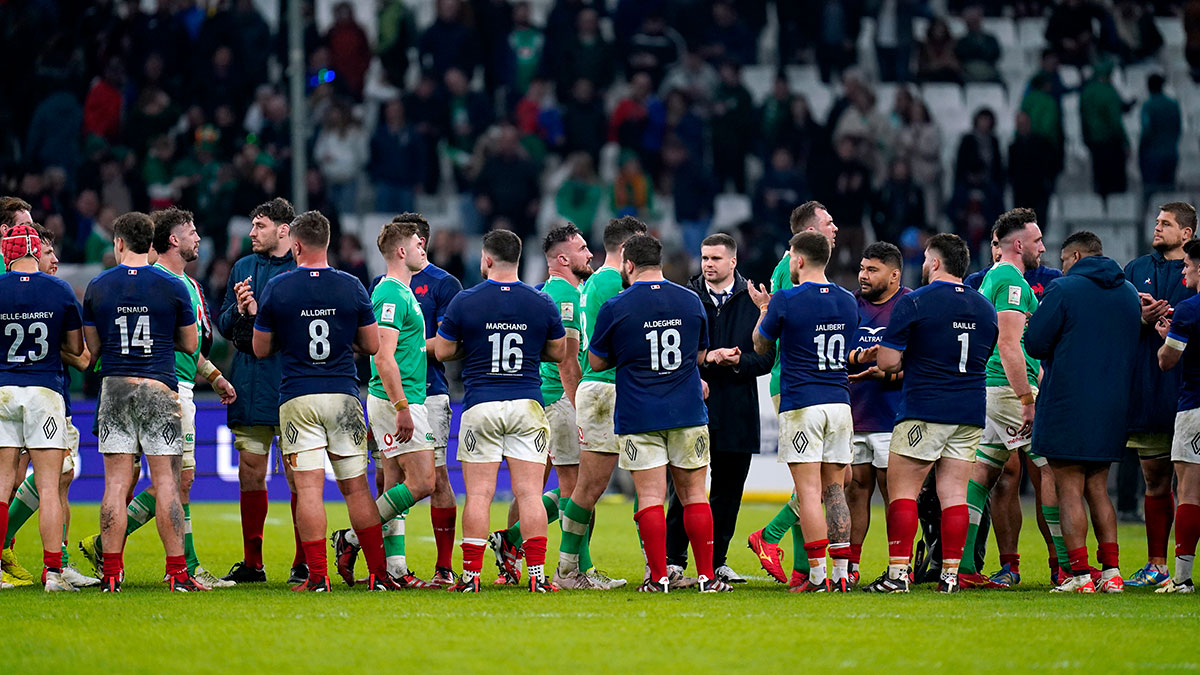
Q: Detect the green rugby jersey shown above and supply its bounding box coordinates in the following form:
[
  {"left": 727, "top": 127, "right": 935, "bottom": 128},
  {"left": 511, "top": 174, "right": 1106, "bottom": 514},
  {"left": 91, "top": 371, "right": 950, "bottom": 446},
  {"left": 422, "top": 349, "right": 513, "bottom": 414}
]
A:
[
  {"left": 768, "top": 252, "right": 793, "bottom": 397},
  {"left": 154, "top": 263, "right": 206, "bottom": 383},
  {"left": 369, "top": 276, "right": 428, "bottom": 404},
  {"left": 579, "top": 266, "right": 624, "bottom": 385},
  {"left": 978, "top": 261, "right": 1039, "bottom": 388},
  {"left": 539, "top": 275, "right": 582, "bottom": 404}
]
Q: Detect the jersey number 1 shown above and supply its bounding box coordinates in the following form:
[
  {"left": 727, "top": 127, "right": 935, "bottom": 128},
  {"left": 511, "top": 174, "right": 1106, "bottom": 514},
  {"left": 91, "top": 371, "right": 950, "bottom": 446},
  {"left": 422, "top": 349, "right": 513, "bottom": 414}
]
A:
[
  {"left": 115, "top": 315, "right": 153, "bottom": 355},
  {"left": 957, "top": 332, "right": 969, "bottom": 373}
]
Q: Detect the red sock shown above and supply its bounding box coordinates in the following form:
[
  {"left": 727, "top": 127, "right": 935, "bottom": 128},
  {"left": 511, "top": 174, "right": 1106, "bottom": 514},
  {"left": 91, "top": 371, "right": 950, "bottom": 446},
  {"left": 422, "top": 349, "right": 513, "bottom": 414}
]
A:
[
  {"left": 682, "top": 503, "right": 716, "bottom": 579},
  {"left": 240, "top": 489, "right": 268, "bottom": 568},
  {"left": 43, "top": 549, "right": 62, "bottom": 573},
  {"left": 431, "top": 506, "right": 457, "bottom": 569},
  {"left": 355, "top": 523, "right": 387, "bottom": 576},
  {"left": 1176, "top": 503, "right": 1200, "bottom": 558},
  {"left": 1146, "top": 493, "right": 1175, "bottom": 560},
  {"left": 1068, "top": 546, "right": 1090, "bottom": 576},
  {"left": 1000, "top": 553, "right": 1020, "bottom": 572},
  {"left": 291, "top": 492, "right": 306, "bottom": 567},
  {"left": 461, "top": 539, "right": 485, "bottom": 574},
  {"left": 166, "top": 554, "right": 187, "bottom": 579},
  {"left": 524, "top": 536, "right": 547, "bottom": 569},
  {"left": 940, "top": 504, "right": 969, "bottom": 563},
  {"left": 804, "top": 538, "right": 829, "bottom": 562},
  {"left": 635, "top": 504, "right": 668, "bottom": 582},
  {"left": 848, "top": 543, "right": 863, "bottom": 565},
  {"left": 1049, "top": 557, "right": 1060, "bottom": 575},
  {"left": 102, "top": 551, "right": 123, "bottom": 579},
  {"left": 887, "top": 499, "right": 919, "bottom": 562},
  {"left": 1097, "top": 541, "right": 1119, "bottom": 569},
  {"left": 302, "top": 540, "right": 327, "bottom": 581}
]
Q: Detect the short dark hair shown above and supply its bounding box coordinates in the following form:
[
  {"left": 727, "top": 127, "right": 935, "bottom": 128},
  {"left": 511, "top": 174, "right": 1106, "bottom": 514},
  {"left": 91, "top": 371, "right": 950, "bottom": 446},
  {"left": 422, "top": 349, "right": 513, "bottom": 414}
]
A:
[
  {"left": 151, "top": 207, "right": 194, "bottom": 254},
  {"left": 1160, "top": 201, "right": 1198, "bottom": 235},
  {"left": 788, "top": 231, "right": 830, "bottom": 267},
  {"left": 701, "top": 233, "right": 737, "bottom": 253},
  {"left": 483, "top": 229, "right": 522, "bottom": 264},
  {"left": 32, "top": 223, "right": 54, "bottom": 246},
  {"left": 789, "top": 201, "right": 826, "bottom": 234},
  {"left": 1184, "top": 239, "right": 1200, "bottom": 262},
  {"left": 543, "top": 224, "right": 583, "bottom": 254},
  {"left": 391, "top": 211, "right": 430, "bottom": 242},
  {"left": 249, "top": 197, "right": 295, "bottom": 225},
  {"left": 377, "top": 220, "right": 419, "bottom": 258},
  {"left": 993, "top": 207, "right": 1038, "bottom": 243},
  {"left": 926, "top": 233, "right": 971, "bottom": 278},
  {"left": 290, "top": 210, "right": 330, "bottom": 249},
  {"left": 1062, "top": 230, "right": 1103, "bottom": 256},
  {"left": 862, "top": 241, "right": 903, "bottom": 270},
  {"left": 0, "top": 197, "right": 31, "bottom": 228},
  {"left": 622, "top": 234, "right": 662, "bottom": 269},
  {"left": 603, "top": 216, "right": 648, "bottom": 251},
  {"left": 1149, "top": 73, "right": 1166, "bottom": 94},
  {"left": 112, "top": 211, "right": 155, "bottom": 254}
]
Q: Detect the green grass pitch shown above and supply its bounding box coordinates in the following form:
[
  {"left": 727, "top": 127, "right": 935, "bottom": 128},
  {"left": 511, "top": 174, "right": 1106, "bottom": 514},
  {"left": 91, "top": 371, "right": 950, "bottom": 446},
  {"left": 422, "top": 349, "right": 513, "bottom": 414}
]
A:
[{"left": 3, "top": 500, "right": 1199, "bottom": 673}]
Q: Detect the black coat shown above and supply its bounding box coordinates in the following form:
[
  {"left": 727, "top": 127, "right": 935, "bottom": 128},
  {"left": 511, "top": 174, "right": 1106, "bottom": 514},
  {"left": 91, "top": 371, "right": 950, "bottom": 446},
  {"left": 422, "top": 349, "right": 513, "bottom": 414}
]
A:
[{"left": 688, "top": 272, "right": 775, "bottom": 453}]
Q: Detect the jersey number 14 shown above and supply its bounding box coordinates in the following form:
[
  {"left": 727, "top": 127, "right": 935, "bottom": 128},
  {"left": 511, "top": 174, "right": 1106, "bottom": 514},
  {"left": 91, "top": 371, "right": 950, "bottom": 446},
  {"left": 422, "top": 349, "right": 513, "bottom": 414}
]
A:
[{"left": 115, "top": 315, "right": 153, "bottom": 355}]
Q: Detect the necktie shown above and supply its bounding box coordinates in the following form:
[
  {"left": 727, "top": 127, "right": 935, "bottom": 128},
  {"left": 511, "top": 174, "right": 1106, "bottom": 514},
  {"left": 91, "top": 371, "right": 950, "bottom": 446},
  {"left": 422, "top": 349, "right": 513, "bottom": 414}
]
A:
[{"left": 714, "top": 291, "right": 728, "bottom": 308}]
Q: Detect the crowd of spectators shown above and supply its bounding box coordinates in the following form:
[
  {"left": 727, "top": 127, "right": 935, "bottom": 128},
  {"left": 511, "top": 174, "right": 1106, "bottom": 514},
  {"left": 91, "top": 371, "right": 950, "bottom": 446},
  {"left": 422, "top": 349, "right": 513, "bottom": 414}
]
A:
[{"left": 0, "top": 0, "right": 1192, "bottom": 293}]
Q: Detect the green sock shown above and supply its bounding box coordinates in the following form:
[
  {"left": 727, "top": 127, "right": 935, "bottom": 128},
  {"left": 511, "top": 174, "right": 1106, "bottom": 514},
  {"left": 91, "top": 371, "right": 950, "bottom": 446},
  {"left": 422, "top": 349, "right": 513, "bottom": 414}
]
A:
[
  {"left": 377, "top": 484, "right": 416, "bottom": 521},
  {"left": 384, "top": 513, "right": 406, "bottom": 572},
  {"left": 1042, "top": 505, "right": 1069, "bottom": 569},
  {"left": 183, "top": 503, "right": 200, "bottom": 573},
  {"left": 962, "top": 478, "right": 991, "bottom": 574},
  {"left": 578, "top": 510, "right": 596, "bottom": 572},
  {"left": 61, "top": 525, "right": 69, "bottom": 565},
  {"left": 507, "top": 489, "right": 561, "bottom": 547},
  {"left": 559, "top": 498, "right": 592, "bottom": 571},
  {"left": 764, "top": 499, "right": 798, "bottom": 544},
  {"left": 791, "top": 522, "right": 809, "bottom": 573},
  {"left": 125, "top": 491, "right": 156, "bottom": 537},
  {"left": 5, "top": 474, "right": 39, "bottom": 548}
]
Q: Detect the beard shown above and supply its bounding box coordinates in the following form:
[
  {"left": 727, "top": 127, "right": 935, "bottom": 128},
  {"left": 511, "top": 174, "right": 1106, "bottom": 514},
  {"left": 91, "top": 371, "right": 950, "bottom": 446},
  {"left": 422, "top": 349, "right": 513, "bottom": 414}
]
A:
[
  {"left": 860, "top": 282, "right": 886, "bottom": 302},
  {"left": 1021, "top": 249, "right": 1040, "bottom": 271},
  {"left": 921, "top": 262, "right": 931, "bottom": 285},
  {"left": 620, "top": 268, "right": 631, "bottom": 288},
  {"left": 573, "top": 262, "right": 593, "bottom": 282},
  {"left": 182, "top": 246, "right": 199, "bottom": 263}
]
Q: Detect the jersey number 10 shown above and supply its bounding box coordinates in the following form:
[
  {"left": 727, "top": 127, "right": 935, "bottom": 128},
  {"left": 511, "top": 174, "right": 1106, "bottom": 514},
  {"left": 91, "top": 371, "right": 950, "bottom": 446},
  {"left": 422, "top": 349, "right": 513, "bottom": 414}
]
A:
[{"left": 115, "top": 315, "right": 153, "bottom": 355}]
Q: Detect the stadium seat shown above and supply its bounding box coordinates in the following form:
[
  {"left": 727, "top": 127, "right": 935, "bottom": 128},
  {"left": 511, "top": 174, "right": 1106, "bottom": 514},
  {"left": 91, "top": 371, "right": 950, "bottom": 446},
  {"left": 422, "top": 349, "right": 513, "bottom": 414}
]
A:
[
  {"left": 981, "top": 17, "right": 1016, "bottom": 46},
  {"left": 743, "top": 65, "right": 775, "bottom": 103},
  {"left": 713, "top": 194, "right": 752, "bottom": 230},
  {"left": 1157, "top": 17, "right": 1185, "bottom": 48},
  {"left": 965, "top": 82, "right": 1008, "bottom": 118},
  {"left": 1105, "top": 192, "right": 1140, "bottom": 223},
  {"left": 1059, "top": 193, "right": 1106, "bottom": 221},
  {"left": 1016, "top": 17, "right": 1048, "bottom": 50},
  {"left": 805, "top": 85, "right": 834, "bottom": 125},
  {"left": 922, "top": 83, "right": 965, "bottom": 114}
]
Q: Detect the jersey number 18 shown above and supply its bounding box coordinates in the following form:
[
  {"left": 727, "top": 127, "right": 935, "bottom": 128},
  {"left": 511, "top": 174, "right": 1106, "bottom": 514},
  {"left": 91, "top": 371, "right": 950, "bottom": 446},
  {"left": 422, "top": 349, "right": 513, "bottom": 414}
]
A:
[{"left": 646, "top": 328, "right": 682, "bottom": 371}]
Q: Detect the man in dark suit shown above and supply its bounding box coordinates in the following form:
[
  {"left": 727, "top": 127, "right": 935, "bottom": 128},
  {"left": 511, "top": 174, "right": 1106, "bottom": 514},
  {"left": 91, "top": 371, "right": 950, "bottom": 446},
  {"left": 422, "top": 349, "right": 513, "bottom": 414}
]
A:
[{"left": 665, "top": 233, "right": 775, "bottom": 585}]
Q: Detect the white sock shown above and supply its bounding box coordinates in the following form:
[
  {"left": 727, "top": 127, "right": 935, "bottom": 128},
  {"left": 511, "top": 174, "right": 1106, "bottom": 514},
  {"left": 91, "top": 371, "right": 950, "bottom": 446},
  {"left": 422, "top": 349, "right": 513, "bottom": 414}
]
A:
[
  {"left": 386, "top": 555, "right": 407, "bottom": 577},
  {"left": 527, "top": 564, "right": 544, "bottom": 582},
  {"left": 1177, "top": 554, "right": 1195, "bottom": 582},
  {"left": 1152, "top": 562, "right": 1169, "bottom": 574},
  {"left": 809, "top": 560, "right": 827, "bottom": 584},
  {"left": 345, "top": 529, "right": 360, "bottom": 547},
  {"left": 832, "top": 558, "right": 849, "bottom": 582},
  {"left": 888, "top": 562, "right": 908, "bottom": 580}
]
